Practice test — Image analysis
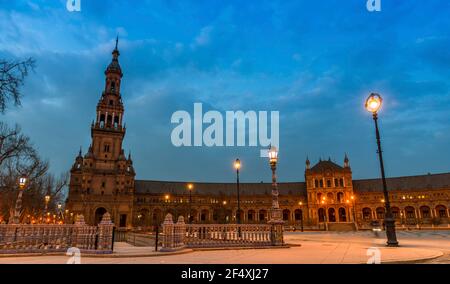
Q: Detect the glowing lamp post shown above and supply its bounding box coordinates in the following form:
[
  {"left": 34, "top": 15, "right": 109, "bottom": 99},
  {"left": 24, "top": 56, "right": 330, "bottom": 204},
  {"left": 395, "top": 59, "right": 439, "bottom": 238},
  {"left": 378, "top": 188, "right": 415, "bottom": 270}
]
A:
[
  {"left": 267, "top": 146, "right": 284, "bottom": 245},
  {"left": 12, "top": 175, "right": 28, "bottom": 224},
  {"left": 234, "top": 159, "right": 241, "bottom": 225},
  {"left": 365, "top": 93, "right": 399, "bottom": 247},
  {"left": 187, "top": 183, "right": 194, "bottom": 224}
]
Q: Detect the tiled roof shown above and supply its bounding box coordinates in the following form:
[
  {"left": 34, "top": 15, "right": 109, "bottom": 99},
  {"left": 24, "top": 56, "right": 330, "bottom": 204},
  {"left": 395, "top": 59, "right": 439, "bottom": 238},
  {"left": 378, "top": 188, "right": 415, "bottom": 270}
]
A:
[
  {"left": 310, "top": 160, "right": 344, "bottom": 172},
  {"left": 353, "top": 173, "right": 450, "bottom": 193},
  {"left": 135, "top": 180, "right": 306, "bottom": 196}
]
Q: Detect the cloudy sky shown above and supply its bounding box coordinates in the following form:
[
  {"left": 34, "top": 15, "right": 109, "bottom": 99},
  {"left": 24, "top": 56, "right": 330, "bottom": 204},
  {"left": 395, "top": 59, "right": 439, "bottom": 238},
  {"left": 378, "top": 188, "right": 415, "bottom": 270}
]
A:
[{"left": 0, "top": 0, "right": 449, "bottom": 183}]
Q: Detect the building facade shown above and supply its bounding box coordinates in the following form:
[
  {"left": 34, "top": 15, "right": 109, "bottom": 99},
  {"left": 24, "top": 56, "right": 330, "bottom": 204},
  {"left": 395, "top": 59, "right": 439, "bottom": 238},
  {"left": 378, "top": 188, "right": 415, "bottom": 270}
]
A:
[{"left": 66, "top": 44, "right": 450, "bottom": 230}]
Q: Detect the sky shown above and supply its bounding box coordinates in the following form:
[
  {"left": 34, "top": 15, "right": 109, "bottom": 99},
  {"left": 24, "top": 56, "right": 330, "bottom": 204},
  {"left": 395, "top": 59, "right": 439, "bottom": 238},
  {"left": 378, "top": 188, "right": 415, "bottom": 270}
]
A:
[{"left": 0, "top": 0, "right": 449, "bottom": 183}]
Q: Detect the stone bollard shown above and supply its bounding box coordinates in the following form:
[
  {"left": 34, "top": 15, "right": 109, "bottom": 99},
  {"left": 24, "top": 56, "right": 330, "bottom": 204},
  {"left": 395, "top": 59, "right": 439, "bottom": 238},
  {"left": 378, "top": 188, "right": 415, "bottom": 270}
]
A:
[
  {"left": 160, "top": 214, "right": 174, "bottom": 252},
  {"left": 97, "top": 213, "right": 114, "bottom": 252}
]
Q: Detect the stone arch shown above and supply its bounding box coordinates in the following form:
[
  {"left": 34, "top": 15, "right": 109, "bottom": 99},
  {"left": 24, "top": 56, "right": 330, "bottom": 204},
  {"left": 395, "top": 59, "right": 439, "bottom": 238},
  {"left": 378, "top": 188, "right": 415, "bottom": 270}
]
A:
[
  {"left": 376, "top": 207, "right": 385, "bottom": 219},
  {"left": 328, "top": 208, "right": 336, "bottom": 222},
  {"left": 337, "top": 192, "right": 344, "bottom": 203},
  {"left": 338, "top": 207, "right": 347, "bottom": 222},
  {"left": 94, "top": 207, "right": 107, "bottom": 225},
  {"left": 247, "top": 210, "right": 256, "bottom": 222},
  {"left": 200, "top": 209, "right": 209, "bottom": 222},
  {"left": 139, "top": 208, "right": 150, "bottom": 227},
  {"left": 283, "top": 209, "right": 291, "bottom": 221},
  {"left": 405, "top": 206, "right": 416, "bottom": 219},
  {"left": 420, "top": 206, "right": 431, "bottom": 219},
  {"left": 362, "top": 207, "right": 372, "bottom": 220},
  {"left": 391, "top": 207, "right": 400, "bottom": 219},
  {"left": 259, "top": 210, "right": 267, "bottom": 223},
  {"left": 327, "top": 192, "right": 334, "bottom": 203},
  {"left": 318, "top": 208, "right": 326, "bottom": 222},
  {"left": 317, "top": 192, "right": 323, "bottom": 202},
  {"left": 436, "top": 205, "right": 448, "bottom": 218}
]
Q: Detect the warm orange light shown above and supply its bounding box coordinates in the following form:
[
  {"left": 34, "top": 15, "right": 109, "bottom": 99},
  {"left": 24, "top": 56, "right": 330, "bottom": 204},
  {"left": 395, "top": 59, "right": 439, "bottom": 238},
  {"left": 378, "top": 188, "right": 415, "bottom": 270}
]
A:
[
  {"left": 381, "top": 199, "right": 385, "bottom": 203},
  {"left": 165, "top": 195, "right": 170, "bottom": 200},
  {"left": 268, "top": 146, "right": 278, "bottom": 163},
  {"left": 299, "top": 201, "right": 303, "bottom": 206},
  {"left": 234, "top": 159, "right": 241, "bottom": 170},
  {"left": 321, "top": 201, "right": 325, "bottom": 204},
  {"left": 365, "top": 93, "right": 383, "bottom": 113},
  {"left": 223, "top": 201, "right": 227, "bottom": 205},
  {"left": 351, "top": 195, "right": 355, "bottom": 200},
  {"left": 187, "top": 183, "right": 194, "bottom": 190},
  {"left": 45, "top": 195, "right": 51, "bottom": 203},
  {"left": 346, "top": 200, "right": 350, "bottom": 204},
  {"left": 18, "top": 175, "right": 28, "bottom": 190}
]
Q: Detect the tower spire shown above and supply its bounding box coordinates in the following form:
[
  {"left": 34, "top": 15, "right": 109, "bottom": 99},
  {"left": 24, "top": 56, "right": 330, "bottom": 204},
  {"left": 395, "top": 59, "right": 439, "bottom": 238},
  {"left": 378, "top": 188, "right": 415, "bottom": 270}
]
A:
[{"left": 115, "top": 35, "right": 119, "bottom": 51}]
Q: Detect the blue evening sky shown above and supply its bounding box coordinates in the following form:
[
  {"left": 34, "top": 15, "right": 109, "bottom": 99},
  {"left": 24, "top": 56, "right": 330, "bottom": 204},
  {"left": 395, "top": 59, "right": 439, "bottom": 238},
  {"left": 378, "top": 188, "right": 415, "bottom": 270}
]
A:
[{"left": 0, "top": 0, "right": 449, "bottom": 182}]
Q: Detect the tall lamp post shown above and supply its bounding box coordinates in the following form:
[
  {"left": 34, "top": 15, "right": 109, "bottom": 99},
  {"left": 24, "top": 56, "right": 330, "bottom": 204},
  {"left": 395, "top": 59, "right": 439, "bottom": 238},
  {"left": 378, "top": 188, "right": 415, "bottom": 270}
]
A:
[
  {"left": 234, "top": 159, "right": 241, "bottom": 237},
  {"left": 12, "top": 175, "right": 28, "bottom": 224},
  {"left": 187, "top": 183, "right": 194, "bottom": 224},
  {"left": 321, "top": 197, "right": 328, "bottom": 231},
  {"left": 298, "top": 201, "right": 304, "bottom": 232},
  {"left": 365, "top": 93, "right": 399, "bottom": 247},
  {"left": 234, "top": 159, "right": 241, "bottom": 224},
  {"left": 350, "top": 195, "right": 358, "bottom": 229},
  {"left": 268, "top": 146, "right": 284, "bottom": 246}
]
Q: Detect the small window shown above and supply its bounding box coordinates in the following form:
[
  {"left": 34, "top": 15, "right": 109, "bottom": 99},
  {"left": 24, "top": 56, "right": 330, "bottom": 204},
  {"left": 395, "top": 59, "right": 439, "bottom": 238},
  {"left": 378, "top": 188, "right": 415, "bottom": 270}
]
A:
[{"left": 109, "top": 100, "right": 114, "bottom": 106}]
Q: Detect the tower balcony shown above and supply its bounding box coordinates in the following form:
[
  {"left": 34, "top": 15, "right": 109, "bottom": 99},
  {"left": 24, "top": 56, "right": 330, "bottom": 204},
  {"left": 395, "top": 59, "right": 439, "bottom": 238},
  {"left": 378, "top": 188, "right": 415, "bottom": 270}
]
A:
[{"left": 92, "top": 122, "right": 126, "bottom": 133}]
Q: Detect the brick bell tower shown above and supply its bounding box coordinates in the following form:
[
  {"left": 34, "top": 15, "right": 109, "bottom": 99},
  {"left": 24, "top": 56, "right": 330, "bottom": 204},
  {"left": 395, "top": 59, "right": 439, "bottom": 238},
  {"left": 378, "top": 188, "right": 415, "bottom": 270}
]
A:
[{"left": 67, "top": 38, "right": 135, "bottom": 227}]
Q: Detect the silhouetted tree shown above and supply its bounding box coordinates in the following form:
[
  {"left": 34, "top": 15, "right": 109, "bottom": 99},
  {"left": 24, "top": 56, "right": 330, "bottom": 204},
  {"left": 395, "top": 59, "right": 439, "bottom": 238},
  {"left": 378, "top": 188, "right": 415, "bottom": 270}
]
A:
[{"left": 0, "top": 58, "right": 35, "bottom": 113}]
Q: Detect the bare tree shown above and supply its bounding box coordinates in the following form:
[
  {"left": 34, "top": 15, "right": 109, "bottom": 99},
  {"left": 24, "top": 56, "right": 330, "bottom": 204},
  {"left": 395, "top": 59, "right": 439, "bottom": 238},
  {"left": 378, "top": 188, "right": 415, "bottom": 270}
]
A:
[{"left": 0, "top": 58, "right": 35, "bottom": 113}]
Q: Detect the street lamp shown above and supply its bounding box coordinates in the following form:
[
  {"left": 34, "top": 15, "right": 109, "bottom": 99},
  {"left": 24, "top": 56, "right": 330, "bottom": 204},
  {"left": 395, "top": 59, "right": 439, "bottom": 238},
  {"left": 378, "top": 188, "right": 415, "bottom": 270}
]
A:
[
  {"left": 234, "top": 159, "right": 241, "bottom": 226},
  {"left": 321, "top": 197, "right": 328, "bottom": 231},
  {"left": 187, "top": 183, "right": 194, "bottom": 224},
  {"left": 44, "top": 194, "right": 51, "bottom": 220},
  {"left": 298, "top": 201, "right": 304, "bottom": 232},
  {"left": 365, "top": 93, "right": 399, "bottom": 247},
  {"left": 267, "top": 146, "right": 284, "bottom": 246},
  {"left": 12, "top": 175, "right": 28, "bottom": 224}
]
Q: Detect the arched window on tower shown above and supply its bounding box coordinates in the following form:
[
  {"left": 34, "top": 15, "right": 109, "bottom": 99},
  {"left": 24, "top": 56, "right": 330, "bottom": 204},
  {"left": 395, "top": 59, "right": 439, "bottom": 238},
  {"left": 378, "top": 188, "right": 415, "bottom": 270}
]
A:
[
  {"left": 314, "top": 179, "right": 319, "bottom": 188},
  {"left": 107, "top": 115, "right": 112, "bottom": 127},
  {"left": 111, "top": 81, "right": 116, "bottom": 92},
  {"left": 100, "top": 114, "right": 105, "bottom": 128},
  {"left": 114, "top": 116, "right": 119, "bottom": 129}
]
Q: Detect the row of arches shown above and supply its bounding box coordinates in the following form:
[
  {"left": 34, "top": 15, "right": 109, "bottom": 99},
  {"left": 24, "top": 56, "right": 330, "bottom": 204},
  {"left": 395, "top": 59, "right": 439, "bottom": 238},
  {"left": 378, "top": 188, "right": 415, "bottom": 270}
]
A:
[
  {"left": 361, "top": 205, "right": 449, "bottom": 220},
  {"left": 316, "top": 192, "right": 348, "bottom": 203}
]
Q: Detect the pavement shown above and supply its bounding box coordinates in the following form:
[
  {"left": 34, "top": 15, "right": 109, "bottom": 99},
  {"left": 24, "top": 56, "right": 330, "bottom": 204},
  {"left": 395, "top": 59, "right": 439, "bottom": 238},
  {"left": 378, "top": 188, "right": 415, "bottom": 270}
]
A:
[{"left": 0, "top": 230, "right": 448, "bottom": 264}]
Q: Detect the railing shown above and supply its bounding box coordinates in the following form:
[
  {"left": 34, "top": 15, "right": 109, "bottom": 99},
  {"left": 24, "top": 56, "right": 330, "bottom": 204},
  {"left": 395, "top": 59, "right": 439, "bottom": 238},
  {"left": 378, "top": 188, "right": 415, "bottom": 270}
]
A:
[
  {"left": 185, "top": 224, "right": 272, "bottom": 248},
  {"left": 0, "top": 213, "right": 114, "bottom": 254},
  {"left": 161, "top": 213, "right": 283, "bottom": 251}
]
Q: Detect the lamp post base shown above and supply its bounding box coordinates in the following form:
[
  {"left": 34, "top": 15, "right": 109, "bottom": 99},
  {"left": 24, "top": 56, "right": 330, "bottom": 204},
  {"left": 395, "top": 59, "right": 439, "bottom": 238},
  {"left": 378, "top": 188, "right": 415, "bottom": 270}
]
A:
[
  {"left": 385, "top": 217, "right": 399, "bottom": 247},
  {"left": 268, "top": 208, "right": 284, "bottom": 246}
]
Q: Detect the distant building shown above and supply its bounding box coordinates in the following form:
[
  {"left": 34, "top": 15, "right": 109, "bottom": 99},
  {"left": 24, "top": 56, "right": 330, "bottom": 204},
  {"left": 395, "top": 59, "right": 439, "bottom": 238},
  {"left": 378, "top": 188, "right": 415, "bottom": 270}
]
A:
[{"left": 66, "top": 43, "right": 450, "bottom": 231}]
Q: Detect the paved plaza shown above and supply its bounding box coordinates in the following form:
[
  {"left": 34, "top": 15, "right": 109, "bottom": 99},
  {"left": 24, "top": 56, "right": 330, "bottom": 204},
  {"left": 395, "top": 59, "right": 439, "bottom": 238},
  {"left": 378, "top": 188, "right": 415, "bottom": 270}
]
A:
[{"left": 0, "top": 231, "right": 448, "bottom": 264}]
